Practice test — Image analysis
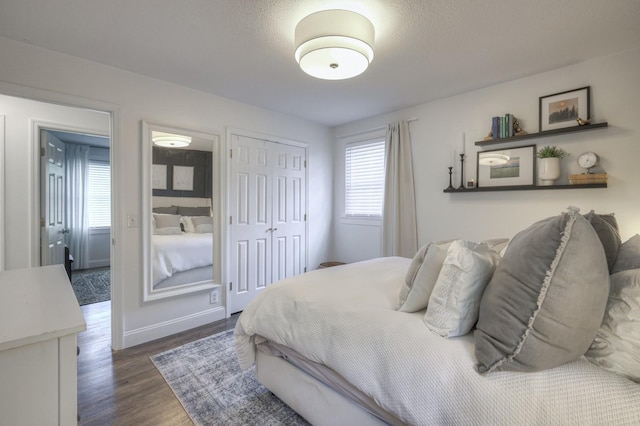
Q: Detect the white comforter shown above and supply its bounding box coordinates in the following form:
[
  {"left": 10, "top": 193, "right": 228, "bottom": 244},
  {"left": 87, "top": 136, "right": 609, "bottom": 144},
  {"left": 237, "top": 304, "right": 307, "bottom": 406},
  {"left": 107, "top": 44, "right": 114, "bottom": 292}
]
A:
[
  {"left": 235, "top": 257, "right": 640, "bottom": 425},
  {"left": 152, "top": 233, "right": 212, "bottom": 285}
]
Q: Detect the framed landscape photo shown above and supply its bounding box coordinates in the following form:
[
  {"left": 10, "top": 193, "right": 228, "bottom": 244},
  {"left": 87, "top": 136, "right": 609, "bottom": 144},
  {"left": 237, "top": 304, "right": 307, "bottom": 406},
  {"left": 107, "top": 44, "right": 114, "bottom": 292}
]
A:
[
  {"left": 539, "top": 86, "right": 590, "bottom": 132},
  {"left": 477, "top": 145, "right": 536, "bottom": 188}
]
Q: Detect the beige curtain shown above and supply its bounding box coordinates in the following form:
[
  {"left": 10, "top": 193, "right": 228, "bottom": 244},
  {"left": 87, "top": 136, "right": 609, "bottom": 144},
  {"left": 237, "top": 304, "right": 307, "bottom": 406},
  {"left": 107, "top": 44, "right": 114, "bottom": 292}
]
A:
[{"left": 382, "top": 121, "right": 418, "bottom": 258}]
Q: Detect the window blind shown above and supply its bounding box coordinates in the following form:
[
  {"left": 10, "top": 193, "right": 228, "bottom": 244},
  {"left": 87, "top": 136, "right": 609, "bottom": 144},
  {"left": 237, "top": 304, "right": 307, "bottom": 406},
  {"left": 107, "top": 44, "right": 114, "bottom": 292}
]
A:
[
  {"left": 88, "top": 161, "right": 111, "bottom": 227},
  {"left": 345, "top": 140, "right": 385, "bottom": 217}
]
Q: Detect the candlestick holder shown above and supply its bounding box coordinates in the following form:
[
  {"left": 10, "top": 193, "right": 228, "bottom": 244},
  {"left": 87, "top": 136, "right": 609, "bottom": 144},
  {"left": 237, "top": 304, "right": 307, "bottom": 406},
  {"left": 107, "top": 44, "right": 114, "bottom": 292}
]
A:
[
  {"left": 447, "top": 166, "right": 455, "bottom": 190},
  {"left": 458, "top": 154, "right": 467, "bottom": 190}
]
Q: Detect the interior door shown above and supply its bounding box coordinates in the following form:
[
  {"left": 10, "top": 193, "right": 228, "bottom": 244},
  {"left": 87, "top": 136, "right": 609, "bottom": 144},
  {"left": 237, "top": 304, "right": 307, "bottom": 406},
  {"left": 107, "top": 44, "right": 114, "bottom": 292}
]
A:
[
  {"left": 229, "top": 134, "right": 306, "bottom": 313},
  {"left": 40, "top": 130, "right": 67, "bottom": 266}
]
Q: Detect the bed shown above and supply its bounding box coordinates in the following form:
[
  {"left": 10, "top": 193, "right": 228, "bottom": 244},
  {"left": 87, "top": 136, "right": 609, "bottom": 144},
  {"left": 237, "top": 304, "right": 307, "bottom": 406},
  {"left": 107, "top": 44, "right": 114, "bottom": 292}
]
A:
[
  {"left": 152, "top": 196, "right": 214, "bottom": 289},
  {"left": 235, "top": 208, "right": 640, "bottom": 425}
]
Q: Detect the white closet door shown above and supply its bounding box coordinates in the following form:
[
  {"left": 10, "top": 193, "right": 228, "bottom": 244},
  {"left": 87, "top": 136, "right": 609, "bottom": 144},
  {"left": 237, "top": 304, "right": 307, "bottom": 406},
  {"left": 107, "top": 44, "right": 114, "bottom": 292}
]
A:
[
  {"left": 40, "top": 131, "right": 67, "bottom": 267},
  {"left": 229, "top": 134, "right": 306, "bottom": 314}
]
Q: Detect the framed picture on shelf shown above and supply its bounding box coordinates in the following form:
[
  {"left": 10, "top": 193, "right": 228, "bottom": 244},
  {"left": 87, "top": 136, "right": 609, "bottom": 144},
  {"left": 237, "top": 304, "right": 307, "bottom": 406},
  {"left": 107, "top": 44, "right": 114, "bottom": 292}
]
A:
[
  {"left": 477, "top": 145, "right": 536, "bottom": 188},
  {"left": 539, "top": 86, "right": 590, "bottom": 132}
]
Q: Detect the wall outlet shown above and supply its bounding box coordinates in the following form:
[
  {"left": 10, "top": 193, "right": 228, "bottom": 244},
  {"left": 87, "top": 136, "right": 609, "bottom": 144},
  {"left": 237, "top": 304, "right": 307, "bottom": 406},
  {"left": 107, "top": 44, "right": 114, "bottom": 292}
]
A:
[{"left": 210, "top": 289, "right": 219, "bottom": 304}]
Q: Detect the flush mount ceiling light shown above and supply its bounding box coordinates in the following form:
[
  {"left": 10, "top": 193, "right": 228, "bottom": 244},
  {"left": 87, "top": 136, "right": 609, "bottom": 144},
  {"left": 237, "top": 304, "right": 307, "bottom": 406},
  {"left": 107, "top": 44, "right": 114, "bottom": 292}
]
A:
[
  {"left": 294, "top": 9, "right": 375, "bottom": 80},
  {"left": 152, "top": 133, "right": 192, "bottom": 148}
]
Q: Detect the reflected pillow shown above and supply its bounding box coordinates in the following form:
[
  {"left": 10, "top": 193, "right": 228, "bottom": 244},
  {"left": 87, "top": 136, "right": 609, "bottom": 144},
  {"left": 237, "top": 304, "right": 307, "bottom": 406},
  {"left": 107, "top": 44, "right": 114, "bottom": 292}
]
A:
[
  {"left": 178, "top": 206, "right": 211, "bottom": 217},
  {"left": 397, "top": 240, "right": 452, "bottom": 312},
  {"left": 585, "top": 269, "right": 640, "bottom": 383},
  {"left": 424, "top": 240, "right": 499, "bottom": 337},
  {"left": 192, "top": 216, "right": 213, "bottom": 234},
  {"left": 153, "top": 213, "right": 182, "bottom": 235},
  {"left": 612, "top": 234, "right": 640, "bottom": 274},
  {"left": 153, "top": 206, "right": 178, "bottom": 214},
  {"left": 475, "top": 208, "right": 609, "bottom": 374}
]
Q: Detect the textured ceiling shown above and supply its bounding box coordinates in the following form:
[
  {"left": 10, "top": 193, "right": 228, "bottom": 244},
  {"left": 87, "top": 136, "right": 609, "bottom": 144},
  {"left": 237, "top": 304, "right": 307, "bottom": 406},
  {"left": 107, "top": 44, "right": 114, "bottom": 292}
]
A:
[{"left": 1, "top": 0, "right": 638, "bottom": 126}]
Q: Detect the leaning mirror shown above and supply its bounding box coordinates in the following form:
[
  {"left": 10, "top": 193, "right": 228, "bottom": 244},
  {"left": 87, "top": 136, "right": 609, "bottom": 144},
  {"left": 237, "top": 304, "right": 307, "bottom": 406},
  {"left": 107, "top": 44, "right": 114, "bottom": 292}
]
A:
[{"left": 141, "top": 121, "right": 221, "bottom": 301}]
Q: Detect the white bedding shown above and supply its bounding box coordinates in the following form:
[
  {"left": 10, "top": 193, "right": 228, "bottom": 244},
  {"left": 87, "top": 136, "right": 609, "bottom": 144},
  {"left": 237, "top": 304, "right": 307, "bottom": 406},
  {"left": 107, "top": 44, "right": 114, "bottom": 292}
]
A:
[
  {"left": 152, "top": 233, "right": 213, "bottom": 286},
  {"left": 235, "top": 257, "right": 640, "bottom": 425}
]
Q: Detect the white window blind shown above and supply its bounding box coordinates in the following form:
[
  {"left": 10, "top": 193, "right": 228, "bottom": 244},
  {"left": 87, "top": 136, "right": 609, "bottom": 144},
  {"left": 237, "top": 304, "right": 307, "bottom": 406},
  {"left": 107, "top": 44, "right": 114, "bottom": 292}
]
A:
[
  {"left": 88, "top": 161, "right": 111, "bottom": 227},
  {"left": 345, "top": 140, "right": 385, "bottom": 217}
]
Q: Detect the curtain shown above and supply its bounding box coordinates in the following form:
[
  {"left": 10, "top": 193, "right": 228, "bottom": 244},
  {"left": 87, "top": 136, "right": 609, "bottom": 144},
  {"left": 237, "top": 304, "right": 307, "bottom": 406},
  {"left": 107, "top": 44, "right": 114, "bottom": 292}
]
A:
[
  {"left": 382, "top": 121, "right": 418, "bottom": 258},
  {"left": 65, "top": 143, "right": 90, "bottom": 270}
]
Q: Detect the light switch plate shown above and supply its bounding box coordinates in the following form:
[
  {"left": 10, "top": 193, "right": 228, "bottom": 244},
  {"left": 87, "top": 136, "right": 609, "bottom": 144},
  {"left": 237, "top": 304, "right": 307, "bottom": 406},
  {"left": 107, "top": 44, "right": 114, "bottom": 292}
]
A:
[{"left": 127, "top": 215, "right": 138, "bottom": 228}]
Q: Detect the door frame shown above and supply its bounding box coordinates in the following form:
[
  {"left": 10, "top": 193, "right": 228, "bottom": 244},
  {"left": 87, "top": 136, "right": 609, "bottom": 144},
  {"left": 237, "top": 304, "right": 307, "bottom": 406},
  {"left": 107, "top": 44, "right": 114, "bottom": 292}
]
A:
[
  {"left": 0, "top": 80, "right": 124, "bottom": 350},
  {"left": 225, "top": 127, "right": 309, "bottom": 317}
]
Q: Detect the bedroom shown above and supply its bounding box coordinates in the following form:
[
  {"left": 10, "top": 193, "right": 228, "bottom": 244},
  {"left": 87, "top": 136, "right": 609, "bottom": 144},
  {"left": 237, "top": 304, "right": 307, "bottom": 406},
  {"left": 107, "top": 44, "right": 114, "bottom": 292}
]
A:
[{"left": 0, "top": 0, "right": 639, "bottom": 424}]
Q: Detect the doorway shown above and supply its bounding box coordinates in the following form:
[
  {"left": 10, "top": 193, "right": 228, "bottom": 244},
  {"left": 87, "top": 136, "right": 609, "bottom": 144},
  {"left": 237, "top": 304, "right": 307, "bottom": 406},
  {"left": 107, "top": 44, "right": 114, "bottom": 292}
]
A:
[{"left": 40, "top": 129, "right": 112, "bottom": 306}]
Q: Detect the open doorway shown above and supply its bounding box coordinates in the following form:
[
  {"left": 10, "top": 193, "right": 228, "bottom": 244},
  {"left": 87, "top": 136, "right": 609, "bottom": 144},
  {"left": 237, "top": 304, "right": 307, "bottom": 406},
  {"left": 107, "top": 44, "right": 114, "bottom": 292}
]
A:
[{"left": 40, "top": 129, "right": 111, "bottom": 306}]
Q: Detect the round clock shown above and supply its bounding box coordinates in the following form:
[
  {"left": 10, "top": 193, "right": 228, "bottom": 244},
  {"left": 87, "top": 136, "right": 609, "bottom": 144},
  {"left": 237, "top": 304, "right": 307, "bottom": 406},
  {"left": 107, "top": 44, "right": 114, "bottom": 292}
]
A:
[{"left": 577, "top": 152, "right": 600, "bottom": 173}]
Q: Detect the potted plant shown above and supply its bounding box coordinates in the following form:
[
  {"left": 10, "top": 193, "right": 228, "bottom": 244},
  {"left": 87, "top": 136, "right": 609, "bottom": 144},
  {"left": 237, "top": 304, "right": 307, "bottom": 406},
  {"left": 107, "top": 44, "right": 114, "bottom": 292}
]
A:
[{"left": 537, "top": 145, "right": 569, "bottom": 186}]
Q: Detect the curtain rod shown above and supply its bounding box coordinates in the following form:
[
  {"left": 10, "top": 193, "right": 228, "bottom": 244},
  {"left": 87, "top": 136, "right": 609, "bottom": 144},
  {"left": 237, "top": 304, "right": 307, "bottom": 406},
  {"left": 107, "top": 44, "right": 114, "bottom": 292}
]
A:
[{"left": 336, "top": 117, "right": 418, "bottom": 139}]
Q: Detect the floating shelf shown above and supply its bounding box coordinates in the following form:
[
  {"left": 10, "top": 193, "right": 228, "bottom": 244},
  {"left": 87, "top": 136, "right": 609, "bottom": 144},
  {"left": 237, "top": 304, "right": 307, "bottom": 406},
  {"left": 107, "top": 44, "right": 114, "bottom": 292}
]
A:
[
  {"left": 475, "top": 122, "right": 608, "bottom": 146},
  {"left": 443, "top": 183, "right": 607, "bottom": 193}
]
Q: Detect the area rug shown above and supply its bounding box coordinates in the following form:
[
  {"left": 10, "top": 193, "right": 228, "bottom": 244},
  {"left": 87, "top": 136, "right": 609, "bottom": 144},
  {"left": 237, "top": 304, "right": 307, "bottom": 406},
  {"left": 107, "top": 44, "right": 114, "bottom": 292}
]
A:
[
  {"left": 71, "top": 267, "right": 110, "bottom": 305},
  {"left": 151, "top": 329, "right": 309, "bottom": 426}
]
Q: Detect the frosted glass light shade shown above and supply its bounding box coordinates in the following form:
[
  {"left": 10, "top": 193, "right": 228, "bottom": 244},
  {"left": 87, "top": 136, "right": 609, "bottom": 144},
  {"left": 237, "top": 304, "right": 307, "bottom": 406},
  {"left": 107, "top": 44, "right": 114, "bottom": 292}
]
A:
[
  {"left": 152, "top": 134, "right": 192, "bottom": 148},
  {"left": 295, "top": 10, "right": 375, "bottom": 80}
]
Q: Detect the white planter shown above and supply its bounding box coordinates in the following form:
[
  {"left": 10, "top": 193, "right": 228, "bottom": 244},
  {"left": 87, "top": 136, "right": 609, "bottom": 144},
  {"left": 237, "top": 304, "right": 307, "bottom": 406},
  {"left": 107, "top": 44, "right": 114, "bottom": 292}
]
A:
[{"left": 539, "top": 157, "right": 561, "bottom": 186}]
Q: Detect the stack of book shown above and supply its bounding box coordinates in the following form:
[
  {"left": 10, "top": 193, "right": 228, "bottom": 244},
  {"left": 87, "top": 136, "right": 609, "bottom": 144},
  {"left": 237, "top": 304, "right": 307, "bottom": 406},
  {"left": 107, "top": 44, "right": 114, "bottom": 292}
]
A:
[
  {"left": 491, "top": 114, "right": 515, "bottom": 139},
  {"left": 569, "top": 173, "right": 608, "bottom": 185}
]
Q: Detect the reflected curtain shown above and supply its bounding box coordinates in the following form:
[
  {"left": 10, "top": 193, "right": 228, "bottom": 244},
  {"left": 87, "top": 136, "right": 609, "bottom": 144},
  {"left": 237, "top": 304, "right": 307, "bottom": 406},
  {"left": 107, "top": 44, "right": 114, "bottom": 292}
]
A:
[
  {"left": 382, "top": 121, "right": 418, "bottom": 258},
  {"left": 65, "top": 143, "right": 90, "bottom": 270}
]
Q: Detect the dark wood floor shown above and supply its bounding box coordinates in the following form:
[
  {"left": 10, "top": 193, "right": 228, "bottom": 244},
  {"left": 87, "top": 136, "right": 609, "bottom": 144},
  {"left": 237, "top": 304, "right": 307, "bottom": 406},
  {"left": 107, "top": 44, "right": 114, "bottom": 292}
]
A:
[{"left": 78, "top": 301, "right": 238, "bottom": 425}]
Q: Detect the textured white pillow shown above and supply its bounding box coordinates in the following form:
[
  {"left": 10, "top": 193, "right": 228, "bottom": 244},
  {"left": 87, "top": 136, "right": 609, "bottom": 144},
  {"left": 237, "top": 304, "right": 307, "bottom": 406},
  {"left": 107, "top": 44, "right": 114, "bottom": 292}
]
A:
[
  {"left": 153, "top": 213, "right": 182, "bottom": 235},
  {"left": 180, "top": 216, "right": 195, "bottom": 233},
  {"left": 397, "top": 241, "right": 452, "bottom": 312},
  {"left": 424, "top": 240, "right": 500, "bottom": 337},
  {"left": 585, "top": 269, "right": 640, "bottom": 382}
]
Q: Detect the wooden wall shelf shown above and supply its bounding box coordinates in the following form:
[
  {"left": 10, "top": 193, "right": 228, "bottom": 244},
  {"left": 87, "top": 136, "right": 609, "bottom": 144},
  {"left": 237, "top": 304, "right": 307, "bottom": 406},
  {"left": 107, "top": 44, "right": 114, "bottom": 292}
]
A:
[
  {"left": 475, "top": 122, "right": 608, "bottom": 146},
  {"left": 443, "top": 183, "right": 607, "bottom": 193}
]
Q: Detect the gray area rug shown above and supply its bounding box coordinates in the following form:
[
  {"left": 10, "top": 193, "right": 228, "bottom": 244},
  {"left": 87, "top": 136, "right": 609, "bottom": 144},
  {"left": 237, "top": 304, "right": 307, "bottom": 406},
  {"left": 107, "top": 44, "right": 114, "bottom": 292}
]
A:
[
  {"left": 151, "top": 329, "right": 309, "bottom": 426},
  {"left": 71, "top": 267, "right": 110, "bottom": 305}
]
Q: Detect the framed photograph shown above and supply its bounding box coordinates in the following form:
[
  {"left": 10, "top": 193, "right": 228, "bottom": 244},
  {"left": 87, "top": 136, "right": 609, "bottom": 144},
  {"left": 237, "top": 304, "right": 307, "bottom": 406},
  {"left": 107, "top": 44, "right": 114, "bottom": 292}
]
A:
[
  {"left": 539, "top": 86, "right": 590, "bottom": 132},
  {"left": 152, "top": 164, "right": 167, "bottom": 190},
  {"left": 477, "top": 145, "right": 536, "bottom": 188},
  {"left": 173, "top": 165, "right": 194, "bottom": 191}
]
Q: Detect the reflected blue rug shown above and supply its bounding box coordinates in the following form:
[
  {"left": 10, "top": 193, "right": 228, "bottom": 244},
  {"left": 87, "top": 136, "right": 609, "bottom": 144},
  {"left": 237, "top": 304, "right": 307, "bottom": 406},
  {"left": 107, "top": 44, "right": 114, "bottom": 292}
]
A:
[
  {"left": 151, "top": 329, "right": 309, "bottom": 426},
  {"left": 71, "top": 267, "right": 110, "bottom": 305}
]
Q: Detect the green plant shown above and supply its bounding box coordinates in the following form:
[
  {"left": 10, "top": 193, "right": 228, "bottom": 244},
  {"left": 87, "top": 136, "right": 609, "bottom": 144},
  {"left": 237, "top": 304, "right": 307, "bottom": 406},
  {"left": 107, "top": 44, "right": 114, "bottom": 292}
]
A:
[{"left": 537, "top": 145, "right": 569, "bottom": 159}]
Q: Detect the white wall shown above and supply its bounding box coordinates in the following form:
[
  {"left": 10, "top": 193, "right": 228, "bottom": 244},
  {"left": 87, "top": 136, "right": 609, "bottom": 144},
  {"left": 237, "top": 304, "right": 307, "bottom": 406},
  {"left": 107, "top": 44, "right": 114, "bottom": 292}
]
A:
[
  {"left": 0, "top": 36, "right": 333, "bottom": 349},
  {"left": 332, "top": 48, "right": 640, "bottom": 262}
]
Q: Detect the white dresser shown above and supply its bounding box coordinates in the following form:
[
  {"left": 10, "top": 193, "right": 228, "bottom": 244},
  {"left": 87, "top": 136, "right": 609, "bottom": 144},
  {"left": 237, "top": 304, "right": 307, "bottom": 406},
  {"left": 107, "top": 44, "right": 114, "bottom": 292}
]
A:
[{"left": 0, "top": 265, "right": 86, "bottom": 425}]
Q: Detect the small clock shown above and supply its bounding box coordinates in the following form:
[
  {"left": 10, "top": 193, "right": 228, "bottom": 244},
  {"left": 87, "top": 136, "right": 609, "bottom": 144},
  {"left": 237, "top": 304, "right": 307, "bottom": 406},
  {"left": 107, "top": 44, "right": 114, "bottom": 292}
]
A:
[{"left": 577, "top": 152, "right": 600, "bottom": 174}]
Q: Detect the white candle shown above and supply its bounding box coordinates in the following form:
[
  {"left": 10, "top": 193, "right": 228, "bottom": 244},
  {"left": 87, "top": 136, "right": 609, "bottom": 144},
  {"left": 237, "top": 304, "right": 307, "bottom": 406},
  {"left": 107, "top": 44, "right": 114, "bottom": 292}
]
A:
[
  {"left": 450, "top": 144, "right": 455, "bottom": 167},
  {"left": 461, "top": 132, "right": 466, "bottom": 156}
]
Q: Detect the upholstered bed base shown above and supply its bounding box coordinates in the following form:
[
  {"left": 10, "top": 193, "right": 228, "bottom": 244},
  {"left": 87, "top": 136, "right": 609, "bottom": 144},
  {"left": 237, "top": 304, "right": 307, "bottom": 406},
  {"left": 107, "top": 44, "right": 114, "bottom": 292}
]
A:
[{"left": 256, "top": 350, "right": 387, "bottom": 426}]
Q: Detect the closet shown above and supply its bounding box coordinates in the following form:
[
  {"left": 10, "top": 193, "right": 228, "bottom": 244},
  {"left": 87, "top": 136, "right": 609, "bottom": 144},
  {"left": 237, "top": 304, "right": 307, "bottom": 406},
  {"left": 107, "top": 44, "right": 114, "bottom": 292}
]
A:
[{"left": 228, "top": 134, "right": 307, "bottom": 313}]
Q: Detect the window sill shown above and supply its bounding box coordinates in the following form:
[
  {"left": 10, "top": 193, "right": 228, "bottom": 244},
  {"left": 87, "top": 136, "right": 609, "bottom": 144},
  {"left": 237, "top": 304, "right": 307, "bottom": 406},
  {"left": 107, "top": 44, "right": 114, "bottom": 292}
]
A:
[{"left": 340, "top": 216, "right": 382, "bottom": 227}]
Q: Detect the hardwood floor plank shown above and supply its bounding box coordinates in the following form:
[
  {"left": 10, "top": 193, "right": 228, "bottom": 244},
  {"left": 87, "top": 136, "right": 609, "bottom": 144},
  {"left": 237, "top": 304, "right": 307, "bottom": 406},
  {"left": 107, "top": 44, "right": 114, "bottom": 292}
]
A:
[{"left": 78, "top": 301, "right": 238, "bottom": 425}]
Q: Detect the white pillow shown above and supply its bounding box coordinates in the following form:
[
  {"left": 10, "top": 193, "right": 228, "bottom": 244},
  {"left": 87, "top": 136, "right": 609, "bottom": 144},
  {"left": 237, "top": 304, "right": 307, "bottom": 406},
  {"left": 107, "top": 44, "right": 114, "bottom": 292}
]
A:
[
  {"left": 397, "top": 241, "right": 452, "bottom": 312},
  {"left": 424, "top": 240, "right": 500, "bottom": 337},
  {"left": 180, "top": 216, "right": 195, "bottom": 233},
  {"left": 585, "top": 269, "right": 640, "bottom": 382}
]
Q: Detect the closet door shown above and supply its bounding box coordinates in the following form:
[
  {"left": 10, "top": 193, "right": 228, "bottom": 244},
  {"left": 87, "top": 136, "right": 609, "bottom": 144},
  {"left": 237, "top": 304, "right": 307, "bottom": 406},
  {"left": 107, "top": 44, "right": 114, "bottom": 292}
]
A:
[{"left": 229, "top": 134, "right": 306, "bottom": 314}]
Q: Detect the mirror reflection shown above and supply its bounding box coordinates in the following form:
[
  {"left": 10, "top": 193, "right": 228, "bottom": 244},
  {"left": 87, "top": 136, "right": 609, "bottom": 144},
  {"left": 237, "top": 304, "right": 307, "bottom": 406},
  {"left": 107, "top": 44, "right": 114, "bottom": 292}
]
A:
[{"left": 142, "top": 122, "right": 220, "bottom": 301}]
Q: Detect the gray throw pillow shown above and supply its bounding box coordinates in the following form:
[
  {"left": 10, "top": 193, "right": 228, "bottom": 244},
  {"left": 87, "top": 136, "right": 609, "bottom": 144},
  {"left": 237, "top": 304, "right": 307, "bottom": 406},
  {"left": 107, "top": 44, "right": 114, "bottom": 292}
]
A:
[
  {"left": 584, "top": 210, "right": 621, "bottom": 272},
  {"left": 152, "top": 213, "right": 182, "bottom": 235},
  {"left": 153, "top": 205, "right": 178, "bottom": 214},
  {"left": 585, "top": 268, "right": 640, "bottom": 383},
  {"left": 474, "top": 208, "right": 609, "bottom": 374},
  {"left": 612, "top": 234, "right": 640, "bottom": 274},
  {"left": 178, "top": 206, "right": 211, "bottom": 217}
]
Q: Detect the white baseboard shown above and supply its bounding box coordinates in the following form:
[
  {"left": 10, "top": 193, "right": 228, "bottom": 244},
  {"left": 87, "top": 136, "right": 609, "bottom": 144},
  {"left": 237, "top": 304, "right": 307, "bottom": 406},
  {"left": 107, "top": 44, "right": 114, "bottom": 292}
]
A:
[
  {"left": 88, "top": 259, "right": 110, "bottom": 269},
  {"left": 122, "top": 306, "right": 226, "bottom": 348}
]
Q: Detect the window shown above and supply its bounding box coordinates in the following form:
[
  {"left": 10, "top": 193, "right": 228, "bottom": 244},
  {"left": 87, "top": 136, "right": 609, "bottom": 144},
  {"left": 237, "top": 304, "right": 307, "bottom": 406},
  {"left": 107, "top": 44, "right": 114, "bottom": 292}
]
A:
[
  {"left": 345, "top": 139, "right": 385, "bottom": 217},
  {"left": 88, "top": 161, "right": 111, "bottom": 227}
]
